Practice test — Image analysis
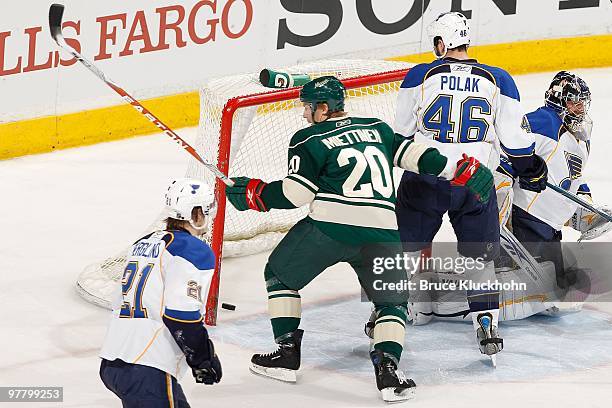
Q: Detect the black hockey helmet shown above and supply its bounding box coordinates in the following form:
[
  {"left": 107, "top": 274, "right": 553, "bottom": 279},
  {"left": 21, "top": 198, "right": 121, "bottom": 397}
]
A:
[{"left": 545, "top": 71, "right": 591, "bottom": 132}]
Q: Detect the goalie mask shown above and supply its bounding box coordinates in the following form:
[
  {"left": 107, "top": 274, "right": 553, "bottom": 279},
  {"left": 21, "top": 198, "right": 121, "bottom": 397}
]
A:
[
  {"left": 165, "top": 178, "right": 216, "bottom": 232},
  {"left": 427, "top": 12, "right": 470, "bottom": 59},
  {"left": 299, "top": 76, "right": 346, "bottom": 122},
  {"left": 545, "top": 71, "right": 592, "bottom": 139}
]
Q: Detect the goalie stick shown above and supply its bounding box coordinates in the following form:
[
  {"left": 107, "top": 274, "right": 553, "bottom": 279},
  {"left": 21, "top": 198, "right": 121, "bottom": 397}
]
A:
[
  {"left": 546, "top": 182, "right": 612, "bottom": 223},
  {"left": 500, "top": 225, "right": 546, "bottom": 284},
  {"left": 48, "top": 4, "right": 233, "bottom": 188}
]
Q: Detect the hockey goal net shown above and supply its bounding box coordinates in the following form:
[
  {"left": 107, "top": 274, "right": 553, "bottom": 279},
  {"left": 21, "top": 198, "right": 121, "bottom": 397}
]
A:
[{"left": 77, "top": 59, "right": 411, "bottom": 324}]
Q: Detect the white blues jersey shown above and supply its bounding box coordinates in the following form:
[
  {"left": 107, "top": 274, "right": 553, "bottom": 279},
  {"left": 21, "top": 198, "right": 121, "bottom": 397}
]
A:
[
  {"left": 501, "top": 106, "right": 591, "bottom": 231},
  {"left": 99, "top": 230, "right": 215, "bottom": 378},
  {"left": 394, "top": 57, "right": 535, "bottom": 170}
]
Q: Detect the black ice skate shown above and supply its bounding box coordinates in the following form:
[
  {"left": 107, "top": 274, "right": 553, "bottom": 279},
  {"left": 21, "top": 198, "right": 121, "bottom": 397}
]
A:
[
  {"left": 476, "top": 312, "right": 503, "bottom": 367},
  {"left": 250, "top": 329, "right": 303, "bottom": 383},
  {"left": 370, "top": 350, "right": 416, "bottom": 402}
]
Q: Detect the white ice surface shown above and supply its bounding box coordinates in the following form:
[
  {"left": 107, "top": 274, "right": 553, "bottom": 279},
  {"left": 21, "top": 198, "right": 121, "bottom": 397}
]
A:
[{"left": 1, "top": 69, "right": 612, "bottom": 407}]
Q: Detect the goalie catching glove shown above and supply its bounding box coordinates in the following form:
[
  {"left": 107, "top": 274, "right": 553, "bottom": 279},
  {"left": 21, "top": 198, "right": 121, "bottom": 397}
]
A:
[
  {"left": 571, "top": 203, "right": 612, "bottom": 241},
  {"left": 451, "top": 154, "right": 495, "bottom": 203}
]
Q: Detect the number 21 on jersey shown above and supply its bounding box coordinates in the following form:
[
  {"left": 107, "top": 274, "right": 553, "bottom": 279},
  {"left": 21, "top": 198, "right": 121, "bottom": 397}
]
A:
[{"left": 120, "top": 261, "right": 154, "bottom": 318}]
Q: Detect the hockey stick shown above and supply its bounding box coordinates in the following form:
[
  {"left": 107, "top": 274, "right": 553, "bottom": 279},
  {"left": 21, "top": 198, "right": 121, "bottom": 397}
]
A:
[
  {"left": 500, "top": 225, "right": 546, "bottom": 283},
  {"left": 48, "top": 4, "right": 233, "bottom": 187},
  {"left": 546, "top": 182, "right": 612, "bottom": 222}
]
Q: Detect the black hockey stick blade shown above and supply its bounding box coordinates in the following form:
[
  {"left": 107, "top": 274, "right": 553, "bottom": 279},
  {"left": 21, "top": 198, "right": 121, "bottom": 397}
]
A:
[{"left": 49, "top": 4, "right": 65, "bottom": 42}]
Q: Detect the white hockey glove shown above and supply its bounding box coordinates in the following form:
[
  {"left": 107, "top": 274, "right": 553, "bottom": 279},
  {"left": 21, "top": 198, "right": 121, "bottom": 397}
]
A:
[
  {"left": 494, "top": 172, "right": 514, "bottom": 227},
  {"left": 571, "top": 204, "right": 612, "bottom": 241}
]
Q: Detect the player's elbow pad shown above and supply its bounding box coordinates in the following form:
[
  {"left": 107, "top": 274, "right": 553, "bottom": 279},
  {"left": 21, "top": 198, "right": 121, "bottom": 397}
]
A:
[
  {"left": 396, "top": 141, "right": 448, "bottom": 176},
  {"left": 163, "top": 316, "right": 212, "bottom": 368},
  {"left": 264, "top": 177, "right": 316, "bottom": 208}
]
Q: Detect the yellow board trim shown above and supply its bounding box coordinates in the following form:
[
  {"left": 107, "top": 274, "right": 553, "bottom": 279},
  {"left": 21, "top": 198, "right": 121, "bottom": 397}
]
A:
[
  {"left": 2, "top": 34, "right": 612, "bottom": 160},
  {"left": 0, "top": 91, "right": 199, "bottom": 160},
  {"left": 389, "top": 34, "right": 612, "bottom": 75}
]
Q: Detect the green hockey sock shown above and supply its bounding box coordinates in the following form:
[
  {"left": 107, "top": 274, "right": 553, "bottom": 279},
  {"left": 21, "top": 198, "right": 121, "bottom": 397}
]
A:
[
  {"left": 264, "top": 264, "right": 301, "bottom": 341},
  {"left": 372, "top": 304, "right": 408, "bottom": 362}
]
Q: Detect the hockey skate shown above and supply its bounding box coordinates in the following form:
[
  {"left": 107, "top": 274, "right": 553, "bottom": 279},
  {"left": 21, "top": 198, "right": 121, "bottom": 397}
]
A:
[
  {"left": 250, "top": 329, "right": 303, "bottom": 383},
  {"left": 476, "top": 312, "right": 503, "bottom": 367},
  {"left": 370, "top": 350, "right": 416, "bottom": 402}
]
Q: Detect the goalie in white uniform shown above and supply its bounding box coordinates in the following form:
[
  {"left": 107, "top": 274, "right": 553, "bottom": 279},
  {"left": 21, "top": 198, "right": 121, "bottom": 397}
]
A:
[
  {"left": 99, "top": 178, "right": 222, "bottom": 408},
  {"left": 409, "top": 72, "right": 609, "bottom": 325},
  {"left": 499, "top": 71, "right": 611, "bottom": 288}
]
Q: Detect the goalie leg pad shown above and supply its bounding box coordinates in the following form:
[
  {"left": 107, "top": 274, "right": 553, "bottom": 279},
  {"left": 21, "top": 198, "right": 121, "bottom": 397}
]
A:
[
  {"left": 495, "top": 171, "right": 514, "bottom": 226},
  {"left": 512, "top": 206, "right": 566, "bottom": 284}
]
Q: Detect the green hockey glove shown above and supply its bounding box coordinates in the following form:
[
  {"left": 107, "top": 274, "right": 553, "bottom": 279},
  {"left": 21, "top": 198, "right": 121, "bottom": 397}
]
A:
[
  {"left": 226, "top": 177, "right": 269, "bottom": 212},
  {"left": 451, "top": 154, "right": 494, "bottom": 203}
]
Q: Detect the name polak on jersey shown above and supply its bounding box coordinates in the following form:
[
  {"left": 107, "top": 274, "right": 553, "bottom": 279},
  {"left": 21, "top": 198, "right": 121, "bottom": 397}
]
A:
[
  {"left": 322, "top": 127, "right": 382, "bottom": 150},
  {"left": 131, "top": 241, "right": 161, "bottom": 258},
  {"left": 441, "top": 75, "right": 480, "bottom": 92}
]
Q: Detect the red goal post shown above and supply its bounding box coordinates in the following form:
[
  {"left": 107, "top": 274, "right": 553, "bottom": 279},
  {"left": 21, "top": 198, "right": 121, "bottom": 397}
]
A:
[{"left": 75, "top": 59, "right": 411, "bottom": 325}]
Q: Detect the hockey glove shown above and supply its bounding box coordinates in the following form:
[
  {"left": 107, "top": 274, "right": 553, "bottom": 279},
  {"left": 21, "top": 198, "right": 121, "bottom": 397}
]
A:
[
  {"left": 451, "top": 154, "right": 494, "bottom": 203},
  {"left": 225, "top": 177, "right": 269, "bottom": 212},
  {"left": 192, "top": 339, "right": 222, "bottom": 385},
  {"left": 518, "top": 155, "right": 548, "bottom": 192},
  {"left": 571, "top": 204, "right": 612, "bottom": 241}
]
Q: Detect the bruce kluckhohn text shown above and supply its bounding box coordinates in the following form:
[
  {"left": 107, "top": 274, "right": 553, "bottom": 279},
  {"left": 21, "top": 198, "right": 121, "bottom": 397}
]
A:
[{"left": 372, "top": 279, "right": 527, "bottom": 292}]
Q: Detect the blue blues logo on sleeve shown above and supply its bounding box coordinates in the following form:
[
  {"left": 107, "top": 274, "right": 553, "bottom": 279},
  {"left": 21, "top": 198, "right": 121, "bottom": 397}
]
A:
[
  {"left": 564, "top": 151, "right": 583, "bottom": 180},
  {"left": 560, "top": 151, "right": 584, "bottom": 190}
]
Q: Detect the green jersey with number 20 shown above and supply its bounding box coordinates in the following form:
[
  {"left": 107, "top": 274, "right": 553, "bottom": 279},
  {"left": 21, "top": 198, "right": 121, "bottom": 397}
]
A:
[{"left": 280, "top": 116, "right": 444, "bottom": 244}]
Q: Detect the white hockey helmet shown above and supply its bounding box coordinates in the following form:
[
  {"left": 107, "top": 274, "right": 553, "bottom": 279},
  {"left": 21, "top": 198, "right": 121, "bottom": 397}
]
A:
[
  {"left": 427, "top": 12, "right": 470, "bottom": 59},
  {"left": 165, "top": 178, "right": 216, "bottom": 228}
]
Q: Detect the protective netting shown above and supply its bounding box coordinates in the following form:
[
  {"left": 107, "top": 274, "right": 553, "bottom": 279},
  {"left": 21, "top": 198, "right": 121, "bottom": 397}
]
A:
[{"left": 76, "top": 59, "right": 411, "bottom": 308}]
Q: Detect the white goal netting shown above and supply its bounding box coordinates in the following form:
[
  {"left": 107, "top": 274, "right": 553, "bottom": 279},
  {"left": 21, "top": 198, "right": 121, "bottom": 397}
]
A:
[{"left": 77, "top": 59, "right": 411, "bottom": 309}]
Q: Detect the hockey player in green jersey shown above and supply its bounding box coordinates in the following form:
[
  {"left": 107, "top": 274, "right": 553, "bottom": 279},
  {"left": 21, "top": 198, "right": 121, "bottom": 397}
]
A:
[{"left": 225, "top": 76, "right": 493, "bottom": 402}]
